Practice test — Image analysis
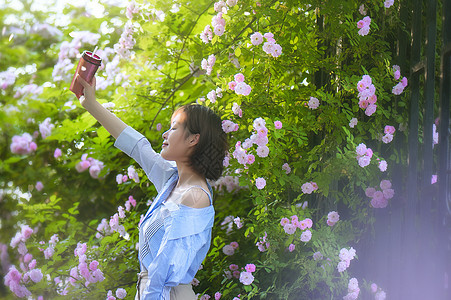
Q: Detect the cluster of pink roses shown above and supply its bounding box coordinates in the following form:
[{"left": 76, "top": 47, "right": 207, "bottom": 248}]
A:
[
  {"left": 212, "top": 176, "right": 242, "bottom": 194},
  {"left": 199, "top": 291, "right": 225, "bottom": 300},
  {"left": 224, "top": 263, "right": 256, "bottom": 286},
  {"left": 106, "top": 288, "right": 127, "bottom": 300},
  {"left": 280, "top": 215, "right": 313, "bottom": 242},
  {"left": 282, "top": 162, "right": 291, "bottom": 174},
  {"left": 232, "top": 117, "right": 269, "bottom": 167},
  {"left": 14, "top": 83, "right": 43, "bottom": 99},
  {"left": 211, "top": 12, "right": 226, "bottom": 36},
  {"left": 200, "top": 25, "right": 213, "bottom": 43},
  {"left": 371, "top": 283, "right": 387, "bottom": 300},
  {"left": 343, "top": 278, "right": 360, "bottom": 300},
  {"left": 224, "top": 263, "right": 239, "bottom": 280},
  {"left": 222, "top": 120, "right": 239, "bottom": 134},
  {"left": 219, "top": 214, "right": 243, "bottom": 234},
  {"left": 391, "top": 65, "right": 408, "bottom": 95},
  {"left": 365, "top": 179, "right": 394, "bottom": 208},
  {"left": 108, "top": 210, "right": 127, "bottom": 237},
  {"left": 301, "top": 181, "right": 318, "bottom": 194},
  {"left": 70, "top": 242, "right": 105, "bottom": 288},
  {"left": 0, "top": 70, "right": 16, "bottom": 89},
  {"left": 239, "top": 263, "right": 256, "bottom": 285},
  {"left": 356, "top": 143, "right": 373, "bottom": 168},
  {"left": 233, "top": 216, "right": 243, "bottom": 229},
  {"left": 382, "top": 125, "right": 395, "bottom": 144},
  {"left": 114, "top": 21, "right": 135, "bottom": 59},
  {"left": 4, "top": 265, "right": 38, "bottom": 298},
  {"left": 327, "top": 211, "right": 340, "bottom": 226},
  {"left": 10, "top": 225, "right": 33, "bottom": 256},
  {"left": 232, "top": 102, "right": 243, "bottom": 117},
  {"left": 10, "top": 118, "right": 55, "bottom": 155},
  {"left": 125, "top": 195, "right": 137, "bottom": 211},
  {"left": 255, "top": 232, "right": 269, "bottom": 252},
  {"left": 250, "top": 32, "right": 282, "bottom": 57},
  {"left": 228, "top": 73, "right": 252, "bottom": 96},
  {"left": 95, "top": 196, "right": 135, "bottom": 239},
  {"left": 39, "top": 118, "right": 54, "bottom": 139},
  {"left": 220, "top": 215, "right": 235, "bottom": 234},
  {"left": 222, "top": 241, "right": 239, "bottom": 256},
  {"left": 125, "top": 1, "right": 140, "bottom": 20},
  {"left": 200, "top": 0, "right": 238, "bottom": 43},
  {"left": 75, "top": 154, "right": 105, "bottom": 179},
  {"left": 357, "top": 75, "right": 377, "bottom": 116},
  {"left": 6, "top": 225, "right": 43, "bottom": 297},
  {"left": 10, "top": 133, "right": 37, "bottom": 155},
  {"left": 337, "top": 247, "right": 356, "bottom": 273},
  {"left": 41, "top": 234, "right": 59, "bottom": 260},
  {"left": 357, "top": 16, "right": 371, "bottom": 36},
  {"left": 201, "top": 54, "right": 216, "bottom": 76},
  {"left": 206, "top": 87, "right": 223, "bottom": 103},
  {"left": 116, "top": 165, "right": 140, "bottom": 184}
]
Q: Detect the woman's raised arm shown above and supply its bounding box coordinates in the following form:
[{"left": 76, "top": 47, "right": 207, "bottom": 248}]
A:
[{"left": 76, "top": 74, "right": 127, "bottom": 139}]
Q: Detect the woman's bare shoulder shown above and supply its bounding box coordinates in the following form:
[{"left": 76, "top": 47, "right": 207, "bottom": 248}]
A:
[{"left": 180, "top": 186, "right": 211, "bottom": 208}]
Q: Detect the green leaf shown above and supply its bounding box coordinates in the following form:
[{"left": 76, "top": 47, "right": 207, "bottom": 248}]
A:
[{"left": 235, "top": 47, "right": 241, "bottom": 57}]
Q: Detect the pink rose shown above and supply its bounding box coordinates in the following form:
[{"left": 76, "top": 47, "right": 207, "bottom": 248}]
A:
[
  {"left": 54, "top": 148, "right": 62, "bottom": 158},
  {"left": 300, "top": 230, "right": 312, "bottom": 242},
  {"left": 35, "top": 181, "right": 44, "bottom": 191},
  {"left": 239, "top": 271, "right": 254, "bottom": 285},
  {"left": 244, "top": 263, "right": 256, "bottom": 273},
  {"left": 250, "top": 32, "right": 263, "bottom": 45},
  {"left": 365, "top": 104, "right": 377, "bottom": 116},
  {"left": 255, "top": 177, "right": 266, "bottom": 189}
]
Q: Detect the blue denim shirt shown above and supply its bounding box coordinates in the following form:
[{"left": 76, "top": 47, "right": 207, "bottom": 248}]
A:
[{"left": 114, "top": 126, "right": 214, "bottom": 299}]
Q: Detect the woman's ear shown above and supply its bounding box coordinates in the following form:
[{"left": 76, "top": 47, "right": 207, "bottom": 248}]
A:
[{"left": 190, "top": 133, "right": 200, "bottom": 145}]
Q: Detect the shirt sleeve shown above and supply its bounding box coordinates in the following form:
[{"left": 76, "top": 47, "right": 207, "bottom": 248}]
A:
[{"left": 114, "top": 126, "right": 176, "bottom": 193}]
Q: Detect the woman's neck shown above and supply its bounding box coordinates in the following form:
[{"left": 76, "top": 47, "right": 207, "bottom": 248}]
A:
[{"left": 175, "top": 161, "right": 206, "bottom": 188}]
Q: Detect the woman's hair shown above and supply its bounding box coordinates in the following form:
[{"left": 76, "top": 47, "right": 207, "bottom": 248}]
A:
[{"left": 174, "top": 104, "right": 228, "bottom": 181}]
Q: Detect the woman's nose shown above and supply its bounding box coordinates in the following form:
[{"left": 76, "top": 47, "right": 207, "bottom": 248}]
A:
[{"left": 162, "top": 129, "right": 169, "bottom": 139}]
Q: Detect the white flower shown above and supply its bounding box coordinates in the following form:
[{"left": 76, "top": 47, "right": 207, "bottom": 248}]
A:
[
  {"left": 348, "top": 278, "right": 359, "bottom": 291},
  {"left": 313, "top": 251, "right": 323, "bottom": 261},
  {"left": 308, "top": 97, "right": 320, "bottom": 109},
  {"left": 222, "top": 244, "right": 235, "bottom": 255},
  {"left": 349, "top": 118, "right": 358, "bottom": 128},
  {"left": 301, "top": 182, "right": 314, "bottom": 194},
  {"left": 327, "top": 211, "right": 340, "bottom": 223},
  {"left": 239, "top": 271, "right": 254, "bottom": 285},
  {"left": 253, "top": 117, "right": 266, "bottom": 130}
]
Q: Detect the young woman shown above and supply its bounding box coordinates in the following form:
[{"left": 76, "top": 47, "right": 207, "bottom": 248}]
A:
[{"left": 76, "top": 75, "right": 228, "bottom": 299}]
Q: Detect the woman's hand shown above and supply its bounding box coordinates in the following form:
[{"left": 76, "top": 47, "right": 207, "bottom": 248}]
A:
[
  {"left": 76, "top": 75, "right": 97, "bottom": 108},
  {"left": 73, "top": 74, "right": 127, "bottom": 139}
]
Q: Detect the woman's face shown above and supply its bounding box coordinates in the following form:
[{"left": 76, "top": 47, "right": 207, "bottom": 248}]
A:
[{"left": 161, "top": 111, "right": 197, "bottom": 162}]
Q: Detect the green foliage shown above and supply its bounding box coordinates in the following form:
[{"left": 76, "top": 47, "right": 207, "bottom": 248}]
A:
[{"left": 0, "top": 0, "right": 414, "bottom": 299}]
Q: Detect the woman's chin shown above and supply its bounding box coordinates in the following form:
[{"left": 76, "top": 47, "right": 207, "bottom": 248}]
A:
[{"left": 160, "top": 152, "right": 174, "bottom": 161}]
